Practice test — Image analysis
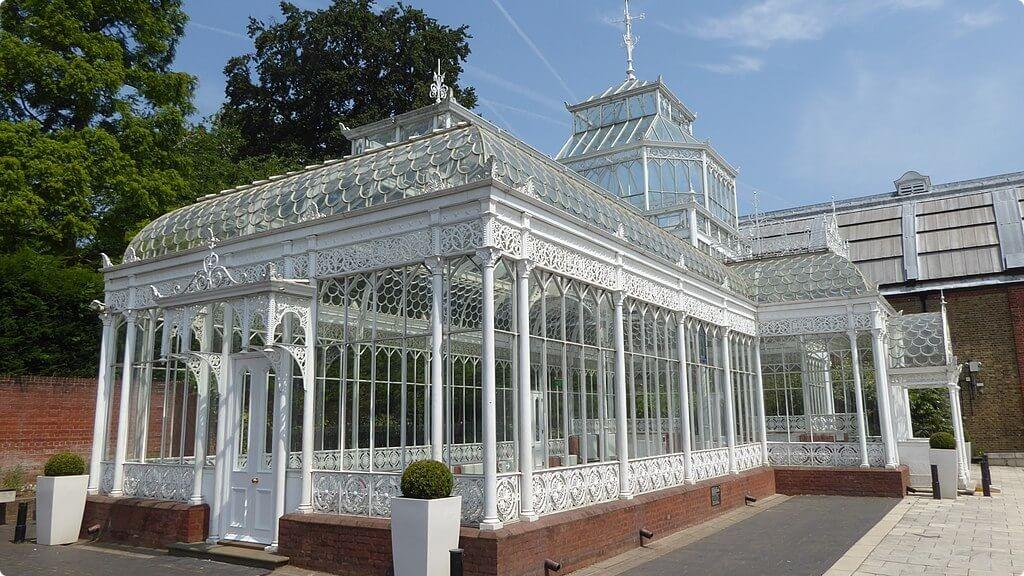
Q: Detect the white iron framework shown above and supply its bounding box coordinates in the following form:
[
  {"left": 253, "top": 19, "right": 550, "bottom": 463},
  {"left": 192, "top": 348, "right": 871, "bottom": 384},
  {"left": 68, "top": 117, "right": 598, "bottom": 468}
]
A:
[{"left": 86, "top": 29, "right": 965, "bottom": 547}]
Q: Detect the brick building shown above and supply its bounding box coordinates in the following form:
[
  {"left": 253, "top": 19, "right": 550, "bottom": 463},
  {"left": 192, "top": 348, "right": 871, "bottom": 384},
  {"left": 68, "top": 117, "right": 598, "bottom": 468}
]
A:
[{"left": 748, "top": 171, "right": 1024, "bottom": 454}]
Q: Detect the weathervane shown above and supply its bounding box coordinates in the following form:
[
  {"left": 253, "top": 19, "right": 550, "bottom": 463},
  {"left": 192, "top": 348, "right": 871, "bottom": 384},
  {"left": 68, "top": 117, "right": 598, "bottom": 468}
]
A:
[
  {"left": 620, "top": 0, "right": 645, "bottom": 81},
  {"left": 430, "top": 59, "right": 451, "bottom": 103}
]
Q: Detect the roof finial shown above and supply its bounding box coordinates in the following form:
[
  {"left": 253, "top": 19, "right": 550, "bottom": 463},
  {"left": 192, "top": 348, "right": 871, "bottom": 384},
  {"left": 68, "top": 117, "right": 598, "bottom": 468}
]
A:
[
  {"left": 430, "top": 59, "right": 451, "bottom": 103},
  {"left": 620, "top": 0, "right": 645, "bottom": 81}
]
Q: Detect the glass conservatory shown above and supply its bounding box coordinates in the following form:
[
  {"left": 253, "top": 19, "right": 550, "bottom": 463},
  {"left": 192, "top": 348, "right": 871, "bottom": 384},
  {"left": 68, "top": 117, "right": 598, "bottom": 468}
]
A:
[{"left": 86, "top": 85, "right": 963, "bottom": 552}]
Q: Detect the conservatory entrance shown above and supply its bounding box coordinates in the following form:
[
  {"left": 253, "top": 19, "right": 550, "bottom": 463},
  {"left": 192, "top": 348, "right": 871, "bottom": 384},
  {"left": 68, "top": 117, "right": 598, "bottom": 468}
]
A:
[{"left": 224, "top": 354, "right": 275, "bottom": 544}]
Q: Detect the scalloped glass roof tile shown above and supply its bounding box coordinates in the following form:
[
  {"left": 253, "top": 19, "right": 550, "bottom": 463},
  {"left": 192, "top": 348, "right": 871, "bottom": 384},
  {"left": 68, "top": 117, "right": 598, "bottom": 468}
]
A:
[
  {"left": 887, "top": 312, "right": 949, "bottom": 368},
  {"left": 728, "top": 251, "right": 874, "bottom": 304},
  {"left": 125, "top": 111, "right": 749, "bottom": 298}
]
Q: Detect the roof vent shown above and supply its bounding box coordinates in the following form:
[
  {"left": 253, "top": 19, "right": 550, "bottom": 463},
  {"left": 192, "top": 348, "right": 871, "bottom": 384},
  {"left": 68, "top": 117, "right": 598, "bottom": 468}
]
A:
[{"left": 894, "top": 171, "right": 931, "bottom": 195}]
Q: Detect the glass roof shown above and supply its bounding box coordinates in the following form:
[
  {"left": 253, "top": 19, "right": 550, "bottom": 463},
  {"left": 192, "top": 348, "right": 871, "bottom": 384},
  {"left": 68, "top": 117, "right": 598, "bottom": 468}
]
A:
[
  {"left": 126, "top": 106, "right": 749, "bottom": 297},
  {"left": 887, "top": 312, "right": 951, "bottom": 368},
  {"left": 728, "top": 251, "right": 875, "bottom": 304},
  {"left": 557, "top": 114, "right": 699, "bottom": 159}
]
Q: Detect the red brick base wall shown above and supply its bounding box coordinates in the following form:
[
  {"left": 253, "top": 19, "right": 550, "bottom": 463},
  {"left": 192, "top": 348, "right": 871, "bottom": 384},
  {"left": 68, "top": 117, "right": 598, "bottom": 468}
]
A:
[
  {"left": 80, "top": 495, "right": 208, "bottom": 549},
  {"left": 774, "top": 466, "right": 909, "bottom": 498},
  {"left": 279, "top": 467, "right": 776, "bottom": 576}
]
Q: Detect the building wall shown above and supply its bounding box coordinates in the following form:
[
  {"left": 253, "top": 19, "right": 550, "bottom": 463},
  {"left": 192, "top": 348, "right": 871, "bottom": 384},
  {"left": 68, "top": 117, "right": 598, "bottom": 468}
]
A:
[
  {"left": 0, "top": 375, "right": 98, "bottom": 475},
  {"left": 885, "top": 285, "right": 1024, "bottom": 452},
  {"left": 0, "top": 375, "right": 165, "bottom": 477}
]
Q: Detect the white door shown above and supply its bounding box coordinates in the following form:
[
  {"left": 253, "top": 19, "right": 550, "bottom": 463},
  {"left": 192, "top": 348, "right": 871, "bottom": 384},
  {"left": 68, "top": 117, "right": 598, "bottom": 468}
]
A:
[{"left": 223, "top": 356, "right": 276, "bottom": 544}]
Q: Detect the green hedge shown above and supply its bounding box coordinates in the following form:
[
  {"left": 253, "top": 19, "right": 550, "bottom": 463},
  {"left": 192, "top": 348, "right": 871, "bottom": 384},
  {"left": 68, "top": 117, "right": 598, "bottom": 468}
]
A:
[
  {"left": 400, "top": 460, "right": 453, "bottom": 500},
  {"left": 43, "top": 452, "right": 86, "bottom": 477}
]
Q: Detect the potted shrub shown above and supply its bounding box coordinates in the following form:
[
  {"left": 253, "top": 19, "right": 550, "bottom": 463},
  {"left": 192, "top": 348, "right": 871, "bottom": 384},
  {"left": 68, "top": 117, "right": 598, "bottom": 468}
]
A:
[
  {"left": 929, "top": 432, "right": 958, "bottom": 500},
  {"left": 391, "top": 460, "right": 461, "bottom": 576},
  {"left": 36, "top": 452, "right": 89, "bottom": 545}
]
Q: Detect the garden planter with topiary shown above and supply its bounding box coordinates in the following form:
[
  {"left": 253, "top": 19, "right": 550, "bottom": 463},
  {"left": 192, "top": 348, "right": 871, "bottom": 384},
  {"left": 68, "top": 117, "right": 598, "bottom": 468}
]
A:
[
  {"left": 928, "top": 432, "right": 958, "bottom": 500},
  {"left": 391, "top": 460, "right": 461, "bottom": 576},
  {"left": 36, "top": 452, "right": 89, "bottom": 545}
]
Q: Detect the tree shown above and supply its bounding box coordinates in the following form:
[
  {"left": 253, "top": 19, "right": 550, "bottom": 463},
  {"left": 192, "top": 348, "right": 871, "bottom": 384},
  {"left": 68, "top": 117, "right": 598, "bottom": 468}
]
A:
[
  {"left": 0, "top": 0, "right": 198, "bottom": 260},
  {"left": 0, "top": 0, "right": 194, "bottom": 131},
  {"left": 0, "top": 250, "right": 103, "bottom": 376},
  {"left": 220, "top": 0, "right": 477, "bottom": 165}
]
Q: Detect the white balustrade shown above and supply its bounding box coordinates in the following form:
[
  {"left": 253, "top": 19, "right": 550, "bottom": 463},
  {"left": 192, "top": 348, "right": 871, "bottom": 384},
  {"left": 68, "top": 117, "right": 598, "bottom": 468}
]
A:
[
  {"left": 690, "top": 447, "right": 730, "bottom": 482},
  {"left": 767, "top": 441, "right": 885, "bottom": 467},
  {"left": 531, "top": 462, "right": 619, "bottom": 516},
  {"left": 120, "top": 462, "right": 195, "bottom": 501},
  {"left": 628, "top": 454, "right": 685, "bottom": 496}
]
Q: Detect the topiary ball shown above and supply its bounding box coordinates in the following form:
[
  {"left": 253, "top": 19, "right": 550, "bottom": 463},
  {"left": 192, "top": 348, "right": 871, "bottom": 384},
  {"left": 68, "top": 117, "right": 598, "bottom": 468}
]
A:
[
  {"left": 929, "top": 432, "right": 956, "bottom": 450},
  {"left": 43, "top": 452, "right": 86, "bottom": 477},
  {"left": 400, "top": 460, "right": 453, "bottom": 500}
]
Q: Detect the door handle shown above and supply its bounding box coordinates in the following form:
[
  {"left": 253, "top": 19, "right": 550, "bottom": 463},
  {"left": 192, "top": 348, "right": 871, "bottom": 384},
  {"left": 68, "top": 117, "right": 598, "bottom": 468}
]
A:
[{"left": 251, "top": 477, "right": 260, "bottom": 485}]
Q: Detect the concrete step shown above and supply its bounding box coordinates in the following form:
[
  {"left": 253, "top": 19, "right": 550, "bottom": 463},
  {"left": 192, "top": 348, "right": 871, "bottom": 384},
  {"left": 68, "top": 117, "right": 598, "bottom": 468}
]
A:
[{"left": 168, "top": 541, "right": 289, "bottom": 570}]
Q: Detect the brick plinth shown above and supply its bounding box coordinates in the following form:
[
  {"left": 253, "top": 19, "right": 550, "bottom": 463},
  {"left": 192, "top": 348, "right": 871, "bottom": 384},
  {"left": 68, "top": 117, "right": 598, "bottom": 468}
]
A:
[
  {"left": 774, "top": 465, "right": 909, "bottom": 498},
  {"left": 80, "top": 495, "right": 208, "bottom": 549},
  {"left": 279, "top": 467, "right": 775, "bottom": 576}
]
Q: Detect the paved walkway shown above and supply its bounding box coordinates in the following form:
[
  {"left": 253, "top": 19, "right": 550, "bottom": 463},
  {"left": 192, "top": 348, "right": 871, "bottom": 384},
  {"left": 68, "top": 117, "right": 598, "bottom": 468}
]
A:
[
  {"left": 574, "top": 494, "right": 899, "bottom": 576},
  {"left": 0, "top": 524, "right": 327, "bottom": 576},
  {"left": 824, "top": 465, "right": 1024, "bottom": 576}
]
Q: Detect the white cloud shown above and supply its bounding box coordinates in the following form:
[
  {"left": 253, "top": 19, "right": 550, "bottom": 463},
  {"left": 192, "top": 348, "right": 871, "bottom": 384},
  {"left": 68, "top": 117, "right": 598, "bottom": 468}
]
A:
[
  {"left": 189, "top": 22, "right": 249, "bottom": 41},
  {"left": 957, "top": 6, "right": 1002, "bottom": 32},
  {"left": 700, "top": 55, "right": 764, "bottom": 75},
  {"left": 787, "top": 62, "right": 1024, "bottom": 199},
  {"left": 688, "top": 0, "right": 942, "bottom": 49},
  {"left": 464, "top": 63, "right": 565, "bottom": 114},
  {"left": 489, "top": 0, "right": 577, "bottom": 101}
]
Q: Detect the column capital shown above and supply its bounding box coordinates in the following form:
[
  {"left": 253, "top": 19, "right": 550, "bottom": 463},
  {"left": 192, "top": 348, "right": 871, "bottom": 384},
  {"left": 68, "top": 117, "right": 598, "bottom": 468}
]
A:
[
  {"left": 424, "top": 255, "right": 444, "bottom": 274},
  {"left": 515, "top": 258, "right": 536, "bottom": 278},
  {"left": 475, "top": 247, "right": 502, "bottom": 268}
]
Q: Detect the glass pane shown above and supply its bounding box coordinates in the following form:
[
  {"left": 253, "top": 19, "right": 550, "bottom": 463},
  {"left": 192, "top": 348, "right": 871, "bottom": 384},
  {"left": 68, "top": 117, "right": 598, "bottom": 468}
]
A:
[
  {"left": 236, "top": 370, "right": 251, "bottom": 470},
  {"left": 263, "top": 373, "right": 276, "bottom": 470}
]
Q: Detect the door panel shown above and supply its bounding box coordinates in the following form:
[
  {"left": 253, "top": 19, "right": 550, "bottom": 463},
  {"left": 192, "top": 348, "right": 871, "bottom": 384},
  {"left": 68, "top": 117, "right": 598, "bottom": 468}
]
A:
[{"left": 223, "top": 356, "right": 276, "bottom": 544}]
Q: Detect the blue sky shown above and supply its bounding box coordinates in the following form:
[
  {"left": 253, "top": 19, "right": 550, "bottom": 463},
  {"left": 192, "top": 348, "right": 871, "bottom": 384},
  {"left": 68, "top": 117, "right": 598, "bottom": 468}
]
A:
[{"left": 178, "top": 0, "right": 1024, "bottom": 213}]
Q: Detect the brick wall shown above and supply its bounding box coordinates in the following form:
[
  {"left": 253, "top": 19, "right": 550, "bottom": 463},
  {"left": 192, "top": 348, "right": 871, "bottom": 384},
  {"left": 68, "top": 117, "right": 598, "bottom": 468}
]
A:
[
  {"left": 80, "top": 495, "right": 208, "bottom": 549},
  {"left": 0, "top": 375, "right": 166, "bottom": 477},
  {"left": 774, "top": 466, "right": 909, "bottom": 498},
  {"left": 886, "top": 286, "right": 1024, "bottom": 453},
  {"left": 279, "top": 467, "right": 776, "bottom": 576},
  {"left": 0, "top": 376, "right": 98, "bottom": 475}
]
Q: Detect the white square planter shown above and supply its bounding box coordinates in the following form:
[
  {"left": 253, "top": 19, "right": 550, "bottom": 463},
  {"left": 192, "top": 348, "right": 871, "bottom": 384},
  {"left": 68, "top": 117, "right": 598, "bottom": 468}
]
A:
[
  {"left": 35, "top": 474, "right": 89, "bottom": 545},
  {"left": 929, "top": 448, "right": 958, "bottom": 500},
  {"left": 391, "top": 495, "right": 462, "bottom": 576}
]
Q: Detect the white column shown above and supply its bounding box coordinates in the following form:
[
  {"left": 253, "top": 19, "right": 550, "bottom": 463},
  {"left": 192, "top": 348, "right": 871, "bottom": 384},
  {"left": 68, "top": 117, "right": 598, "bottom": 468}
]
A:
[
  {"left": 208, "top": 304, "right": 233, "bottom": 543},
  {"left": 190, "top": 307, "right": 215, "bottom": 504},
  {"left": 515, "top": 260, "right": 537, "bottom": 520},
  {"left": 848, "top": 331, "right": 870, "bottom": 467},
  {"left": 721, "top": 330, "right": 738, "bottom": 473},
  {"left": 270, "top": 317, "right": 294, "bottom": 545},
  {"left": 948, "top": 384, "right": 968, "bottom": 486},
  {"left": 870, "top": 328, "right": 898, "bottom": 468},
  {"left": 752, "top": 338, "right": 768, "bottom": 465},
  {"left": 110, "top": 311, "right": 138, "bottom": 496},
  {"left": 677, "top": 316, "right": 694, "bottom": 483},
  {"left": 477, "top": 248, "right": 501, "bottom": 529},
  {"left": 427, "top": 256, "right": 444, "bottom": 461},
  {"left": 298, "top": 268, "right": 318, "bottom": 512},
  {"left": 88, "top": 312, "right": 116, "bottom": 494},
  {"left": 613, "top": 292, "right": 631, "bottom": 498}
]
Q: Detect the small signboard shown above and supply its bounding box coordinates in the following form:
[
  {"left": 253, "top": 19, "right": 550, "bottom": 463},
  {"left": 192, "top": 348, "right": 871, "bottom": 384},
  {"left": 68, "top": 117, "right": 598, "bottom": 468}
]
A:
[{"left": 710, "top": 485, "right": 722, "bottom": 506}]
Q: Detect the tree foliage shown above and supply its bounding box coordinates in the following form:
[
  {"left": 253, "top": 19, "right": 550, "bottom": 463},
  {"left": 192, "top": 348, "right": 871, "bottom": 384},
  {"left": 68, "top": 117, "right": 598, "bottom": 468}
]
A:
[
  {"left": 0, "top": 0, "right": 194, "bottom": 131},
  {"left": 220, "top": 0, "right": 477, "bottom": 164},
  {"left": 0, "top": 0, "right": 476, "bottom": 376},
  {"left": 0, "top": 250, "right": 103, "bottom": 376}
]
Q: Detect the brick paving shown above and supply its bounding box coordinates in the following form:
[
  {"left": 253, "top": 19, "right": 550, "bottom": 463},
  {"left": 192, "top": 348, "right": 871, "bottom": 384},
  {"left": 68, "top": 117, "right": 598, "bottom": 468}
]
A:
[{"left": 825, "top": 465, "right": 1024, "bottom": 576}]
